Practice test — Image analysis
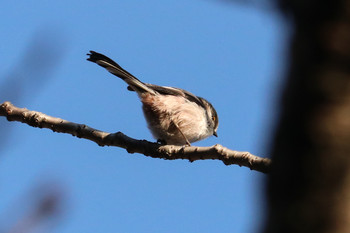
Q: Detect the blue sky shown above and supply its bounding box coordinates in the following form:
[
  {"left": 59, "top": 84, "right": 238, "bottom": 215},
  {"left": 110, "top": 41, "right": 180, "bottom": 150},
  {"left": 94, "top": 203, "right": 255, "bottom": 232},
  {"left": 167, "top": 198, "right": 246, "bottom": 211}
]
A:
[{"left": 0, "top": 1, "right": 287, "bottom": 232}]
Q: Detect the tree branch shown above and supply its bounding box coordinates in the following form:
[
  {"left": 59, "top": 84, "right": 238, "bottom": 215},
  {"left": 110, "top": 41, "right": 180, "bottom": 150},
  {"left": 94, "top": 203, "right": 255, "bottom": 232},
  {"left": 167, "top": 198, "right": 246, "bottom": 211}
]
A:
[{"left": 0, "top": 101, "right": 271, "bottom": 173}]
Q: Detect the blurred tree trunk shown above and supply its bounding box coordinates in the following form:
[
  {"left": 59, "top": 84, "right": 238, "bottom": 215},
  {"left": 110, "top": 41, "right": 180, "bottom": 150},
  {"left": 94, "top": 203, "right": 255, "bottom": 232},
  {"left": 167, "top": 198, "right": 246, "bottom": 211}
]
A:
[{"left": 264, "top": 0, "right": 350, "bottom": 233}]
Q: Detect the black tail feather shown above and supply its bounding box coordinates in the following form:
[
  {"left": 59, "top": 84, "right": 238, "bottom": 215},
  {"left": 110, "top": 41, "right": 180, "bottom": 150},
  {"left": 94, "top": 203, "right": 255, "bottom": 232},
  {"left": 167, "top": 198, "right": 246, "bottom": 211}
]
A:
[
  {"left": 87, "top": 50, "right": 156, "bottom": 94},
  {"left": 87, "top": 51, "right": 134, "bottom": 78}
]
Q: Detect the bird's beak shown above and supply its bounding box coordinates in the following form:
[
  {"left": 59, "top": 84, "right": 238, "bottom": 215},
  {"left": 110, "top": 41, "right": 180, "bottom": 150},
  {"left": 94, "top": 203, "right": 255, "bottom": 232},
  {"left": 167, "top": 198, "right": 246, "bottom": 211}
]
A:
[{"left": 213, "top": 131, "right": 218, "bottom": 137}]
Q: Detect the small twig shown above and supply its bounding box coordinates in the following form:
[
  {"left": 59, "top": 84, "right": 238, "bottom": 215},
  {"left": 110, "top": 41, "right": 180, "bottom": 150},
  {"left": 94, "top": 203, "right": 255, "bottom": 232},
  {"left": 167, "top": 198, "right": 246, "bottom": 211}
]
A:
[{"left": 0, "top": 101, "right": 272, "bottom": 173}]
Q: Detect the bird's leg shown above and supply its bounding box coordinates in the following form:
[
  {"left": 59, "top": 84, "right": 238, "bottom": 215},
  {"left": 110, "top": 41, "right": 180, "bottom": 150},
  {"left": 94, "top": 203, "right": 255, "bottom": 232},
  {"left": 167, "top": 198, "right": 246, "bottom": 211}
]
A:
[
  {"left": 157, "top": 139, "right": 167, "bottom": 145},
  {"left": 171, "top": 120, "right": 191, "bottom": 146}
]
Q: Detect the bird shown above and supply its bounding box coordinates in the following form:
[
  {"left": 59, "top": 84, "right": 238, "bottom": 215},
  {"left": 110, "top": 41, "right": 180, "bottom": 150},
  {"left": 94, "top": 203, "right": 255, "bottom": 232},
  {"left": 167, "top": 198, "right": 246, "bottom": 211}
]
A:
[{"left": 87, "top": 51, "right": 218, "bottom": 146}]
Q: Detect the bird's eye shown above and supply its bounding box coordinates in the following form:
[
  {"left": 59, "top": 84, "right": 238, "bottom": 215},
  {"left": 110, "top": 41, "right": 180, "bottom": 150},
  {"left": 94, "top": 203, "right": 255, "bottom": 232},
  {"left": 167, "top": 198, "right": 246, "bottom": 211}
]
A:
[{"left": 212, "top": 116, "right": 216, "bottom": 122}]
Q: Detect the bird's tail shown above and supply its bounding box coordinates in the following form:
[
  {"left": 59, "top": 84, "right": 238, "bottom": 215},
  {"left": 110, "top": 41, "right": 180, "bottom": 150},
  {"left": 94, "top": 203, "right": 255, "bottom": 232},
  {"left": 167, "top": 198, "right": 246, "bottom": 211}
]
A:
[{"left": 87, "top": 51, "right": 156, "bottom": 94}]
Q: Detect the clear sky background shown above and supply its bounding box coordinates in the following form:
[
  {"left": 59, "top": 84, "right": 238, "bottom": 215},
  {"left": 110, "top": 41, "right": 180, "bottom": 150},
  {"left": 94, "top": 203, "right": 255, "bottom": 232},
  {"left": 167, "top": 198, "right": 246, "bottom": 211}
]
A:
[{"left": 0, "top": 1, "right": 287, "bottom": 232}]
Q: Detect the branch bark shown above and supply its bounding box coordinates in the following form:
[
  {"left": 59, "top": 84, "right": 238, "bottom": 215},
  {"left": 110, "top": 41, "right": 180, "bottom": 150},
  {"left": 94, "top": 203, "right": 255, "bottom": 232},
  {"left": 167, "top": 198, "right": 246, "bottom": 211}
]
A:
[{"left": 0, "top": 101, "right": 271, "bottom": 173}]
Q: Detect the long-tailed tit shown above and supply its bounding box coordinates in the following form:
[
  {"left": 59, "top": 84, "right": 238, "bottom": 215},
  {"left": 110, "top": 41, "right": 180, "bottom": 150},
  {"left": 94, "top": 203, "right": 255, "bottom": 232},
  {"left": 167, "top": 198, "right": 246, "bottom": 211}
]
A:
[{"left": 87, "top": 51, "right": 218, "bottom": 146}]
